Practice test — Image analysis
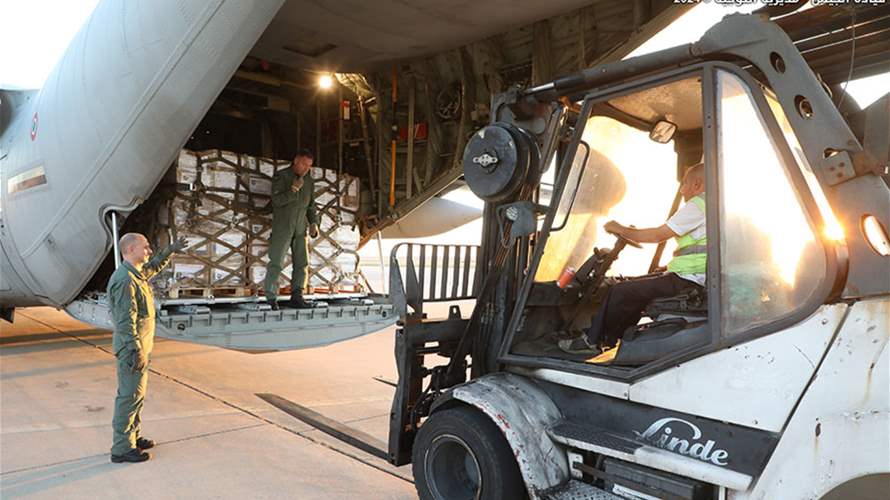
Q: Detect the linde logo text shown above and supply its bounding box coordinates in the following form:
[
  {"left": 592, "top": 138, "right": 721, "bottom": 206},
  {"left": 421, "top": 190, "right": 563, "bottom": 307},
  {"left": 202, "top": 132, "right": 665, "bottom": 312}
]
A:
[{"left": 633, "top": 417, "right": 729, "bottom": 466}]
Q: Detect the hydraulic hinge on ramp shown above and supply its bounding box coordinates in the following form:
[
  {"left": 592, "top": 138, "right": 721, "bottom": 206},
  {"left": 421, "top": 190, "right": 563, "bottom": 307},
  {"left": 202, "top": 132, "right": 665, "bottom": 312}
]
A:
[{"left": 65, "top": 295, "right": 397, "bottom": 351}]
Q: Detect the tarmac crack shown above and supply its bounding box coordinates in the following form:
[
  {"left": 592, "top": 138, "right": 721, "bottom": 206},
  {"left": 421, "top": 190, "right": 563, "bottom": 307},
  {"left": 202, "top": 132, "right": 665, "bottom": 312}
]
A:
[
  {"left": 17, "top": 311, "right": 413, "bottom": 484},
  {"left": 154, "top": 422, "right": 268, "bottom": 446},
  {"left": 340, "top": 412, "right": 390, "bottom": 426}
]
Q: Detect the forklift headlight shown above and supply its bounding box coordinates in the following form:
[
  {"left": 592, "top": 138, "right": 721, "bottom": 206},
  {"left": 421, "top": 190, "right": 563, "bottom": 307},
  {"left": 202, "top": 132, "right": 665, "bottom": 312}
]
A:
[{"left": 862, "top": 215, "right": 890, "bottom": 256}]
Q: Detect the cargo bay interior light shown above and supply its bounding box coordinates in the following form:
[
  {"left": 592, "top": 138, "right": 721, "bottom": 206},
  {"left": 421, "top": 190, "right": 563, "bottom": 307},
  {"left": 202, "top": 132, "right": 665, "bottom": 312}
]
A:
[{"left": 318, "top": 74, "right": 334, "bottom": 90}]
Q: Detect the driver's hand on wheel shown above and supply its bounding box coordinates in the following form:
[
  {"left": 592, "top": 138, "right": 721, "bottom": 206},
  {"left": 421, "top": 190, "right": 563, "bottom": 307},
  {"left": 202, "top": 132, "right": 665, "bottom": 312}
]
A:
[{"left": 604, "top": 220, "right": 623, "bottom": 235}]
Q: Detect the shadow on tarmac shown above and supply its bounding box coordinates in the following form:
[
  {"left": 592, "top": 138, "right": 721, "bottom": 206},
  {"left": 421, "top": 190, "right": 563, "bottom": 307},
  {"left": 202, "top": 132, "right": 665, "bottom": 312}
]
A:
[{"left": 1, "top": 455, "right": 112, "bottom": 498}]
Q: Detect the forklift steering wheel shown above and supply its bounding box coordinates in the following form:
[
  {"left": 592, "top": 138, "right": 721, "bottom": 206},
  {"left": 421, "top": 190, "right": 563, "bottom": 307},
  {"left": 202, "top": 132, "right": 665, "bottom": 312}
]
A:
[{"left": 606, "top": 229, "right": 643, "bottom": 249}]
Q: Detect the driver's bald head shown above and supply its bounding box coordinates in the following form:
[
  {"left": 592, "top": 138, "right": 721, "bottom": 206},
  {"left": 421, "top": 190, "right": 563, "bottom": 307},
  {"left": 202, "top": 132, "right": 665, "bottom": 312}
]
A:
[
  {"left": 684, "top": 162, "right": 704, "bottom": 183},
  {"left": 680, "top": 162, "right": 705, "bottom": 200}
]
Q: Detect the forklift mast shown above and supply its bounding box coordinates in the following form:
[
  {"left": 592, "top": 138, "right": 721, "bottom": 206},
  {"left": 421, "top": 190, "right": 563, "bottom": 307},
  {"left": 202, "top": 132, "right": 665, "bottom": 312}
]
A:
[{"left": 387, "top": 12, "right": 889, "bottom": 468}]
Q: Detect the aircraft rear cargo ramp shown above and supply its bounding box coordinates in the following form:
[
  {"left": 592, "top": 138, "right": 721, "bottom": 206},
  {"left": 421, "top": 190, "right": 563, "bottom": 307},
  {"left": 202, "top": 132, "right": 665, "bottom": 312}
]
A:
[{"left": 67, "top": 293, "right": 395, "bottom": 351}]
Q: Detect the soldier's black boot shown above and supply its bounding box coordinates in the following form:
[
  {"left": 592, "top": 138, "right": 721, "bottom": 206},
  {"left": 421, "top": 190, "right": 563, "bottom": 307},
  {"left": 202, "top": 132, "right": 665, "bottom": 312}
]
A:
[
  {"left": 286, "top": 293, "right": 313, "bottom": 309},
  {"left": 111, "top": 449, "right": 151, "bottom": 463},
  {"left": 136, "top": 437, "right": 155, "bottom": 450}
]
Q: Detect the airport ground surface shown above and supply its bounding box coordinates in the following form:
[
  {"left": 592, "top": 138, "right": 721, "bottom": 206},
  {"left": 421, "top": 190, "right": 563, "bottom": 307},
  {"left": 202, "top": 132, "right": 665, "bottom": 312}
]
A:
[{"left": 0, "top": 307, "right": 418, "bottom": 499}]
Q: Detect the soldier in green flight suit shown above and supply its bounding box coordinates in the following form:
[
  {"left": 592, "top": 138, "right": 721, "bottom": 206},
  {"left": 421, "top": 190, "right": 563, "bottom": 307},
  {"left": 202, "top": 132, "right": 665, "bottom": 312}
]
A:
[
  {"left": 265, "top": 148, "right": 319, "bottom": 310},
  {"left": 108, "top": 232, "right": 187, "bottom": 463}
]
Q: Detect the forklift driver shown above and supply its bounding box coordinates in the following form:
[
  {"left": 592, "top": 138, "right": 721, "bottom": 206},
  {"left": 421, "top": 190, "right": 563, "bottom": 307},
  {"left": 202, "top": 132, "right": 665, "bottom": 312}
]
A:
[{"left": 560, "top": 163, "right": 706, "bottom": 356}]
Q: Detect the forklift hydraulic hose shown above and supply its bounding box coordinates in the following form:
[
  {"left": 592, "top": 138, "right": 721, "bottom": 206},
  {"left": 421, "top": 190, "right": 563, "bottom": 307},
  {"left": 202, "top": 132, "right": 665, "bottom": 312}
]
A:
[{"left": 443, "top": 181, "right": 541, "bottom": 385}]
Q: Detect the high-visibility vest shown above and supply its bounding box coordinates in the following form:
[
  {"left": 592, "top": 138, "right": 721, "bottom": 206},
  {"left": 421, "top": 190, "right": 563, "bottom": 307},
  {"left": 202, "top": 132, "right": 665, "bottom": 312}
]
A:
[{"left": 667, "top": 195, "right": 707, "bottom": 275}]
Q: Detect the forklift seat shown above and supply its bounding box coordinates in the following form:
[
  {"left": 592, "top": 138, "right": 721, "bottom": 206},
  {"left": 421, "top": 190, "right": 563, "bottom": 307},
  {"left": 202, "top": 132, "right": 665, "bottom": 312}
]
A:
[
  {"left": 606, "top": 287, "right": 709, "bottom": 358},
  {"left": 606, "top": 289, "right": 709, "bottom": 365},
  {"left": 643, "top": 287, "right": 708, "bottom": 321}
]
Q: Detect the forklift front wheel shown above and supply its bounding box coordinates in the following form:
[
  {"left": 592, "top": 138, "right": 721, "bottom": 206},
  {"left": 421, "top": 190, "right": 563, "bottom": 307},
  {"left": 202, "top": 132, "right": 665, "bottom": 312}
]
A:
[{"left": 412, "top": 406, "right": 527, "bottom": 500}]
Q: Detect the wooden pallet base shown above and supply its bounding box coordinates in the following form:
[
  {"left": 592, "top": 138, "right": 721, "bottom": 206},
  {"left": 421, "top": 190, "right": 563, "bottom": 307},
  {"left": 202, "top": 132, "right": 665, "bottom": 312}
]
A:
[{"left": 309, "top": 285, "right": 363, "bottom": 294}]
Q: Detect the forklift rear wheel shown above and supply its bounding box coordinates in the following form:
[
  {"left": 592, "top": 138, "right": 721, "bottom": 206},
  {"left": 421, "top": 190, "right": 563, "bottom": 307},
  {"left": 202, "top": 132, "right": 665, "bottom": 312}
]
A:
[{"left": 412, "top": 406, "right": 526, "bottom": 500}]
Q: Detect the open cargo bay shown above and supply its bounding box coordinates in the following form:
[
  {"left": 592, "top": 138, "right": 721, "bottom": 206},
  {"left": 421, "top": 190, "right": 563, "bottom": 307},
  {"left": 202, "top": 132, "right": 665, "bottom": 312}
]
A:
[{"left": 67, "top": 149, "right": 395, "bottom": 351}]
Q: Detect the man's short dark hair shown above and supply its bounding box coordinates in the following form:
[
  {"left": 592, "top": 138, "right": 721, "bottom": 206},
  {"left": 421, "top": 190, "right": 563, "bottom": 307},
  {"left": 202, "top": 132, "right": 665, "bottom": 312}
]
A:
[{"left": 295, "top": 148, "right": 314, "bottom": 159}]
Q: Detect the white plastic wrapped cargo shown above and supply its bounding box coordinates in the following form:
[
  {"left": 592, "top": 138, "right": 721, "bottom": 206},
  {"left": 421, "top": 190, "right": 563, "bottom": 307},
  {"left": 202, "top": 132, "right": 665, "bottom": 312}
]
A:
[{"left": 152, "top": 150, "right": 364, "bottom": 299}]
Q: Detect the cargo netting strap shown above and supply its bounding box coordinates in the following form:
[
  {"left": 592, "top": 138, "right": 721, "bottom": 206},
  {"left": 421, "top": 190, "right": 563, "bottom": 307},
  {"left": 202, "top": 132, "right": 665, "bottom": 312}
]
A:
[{"left": 151, "top": 149, "right": 366, "bottom": 299}]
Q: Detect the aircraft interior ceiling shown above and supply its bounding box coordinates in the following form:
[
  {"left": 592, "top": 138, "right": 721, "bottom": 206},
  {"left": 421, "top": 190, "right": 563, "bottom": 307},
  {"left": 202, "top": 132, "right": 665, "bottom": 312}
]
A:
[
  {"left": 201, "top": 0, "right": 688, "bottom": 243},
  {"left": 251, "top": 0, "right": 600, "bottom": 71}
]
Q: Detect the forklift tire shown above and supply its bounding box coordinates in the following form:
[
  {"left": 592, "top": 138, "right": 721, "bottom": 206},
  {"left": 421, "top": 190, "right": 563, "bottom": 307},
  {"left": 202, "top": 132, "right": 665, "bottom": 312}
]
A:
[{"left": 412, "top": 406, "right": 527, "bottom": 500}]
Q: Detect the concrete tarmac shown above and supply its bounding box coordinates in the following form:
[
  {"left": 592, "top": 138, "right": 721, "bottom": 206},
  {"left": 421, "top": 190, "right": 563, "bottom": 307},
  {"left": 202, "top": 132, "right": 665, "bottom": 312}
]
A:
[{"left": 0, "top": 307, "right": 416, "bottom": 499}]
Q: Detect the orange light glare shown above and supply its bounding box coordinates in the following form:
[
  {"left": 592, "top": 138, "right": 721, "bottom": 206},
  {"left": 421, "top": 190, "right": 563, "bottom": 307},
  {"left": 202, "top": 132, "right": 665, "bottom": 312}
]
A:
[{"left": 822, "top": 217, "right": 845, "bottom": 242}]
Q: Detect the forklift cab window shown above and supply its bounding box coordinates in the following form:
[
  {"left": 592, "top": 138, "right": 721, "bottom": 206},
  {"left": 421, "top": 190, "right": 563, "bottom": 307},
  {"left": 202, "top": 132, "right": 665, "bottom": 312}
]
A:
[
  {"left": 510, "top": 75, "right": 706, "bottom": 364},
  {"left": 716, "top": 71, "right": 828, "bottom": 336},
  {"left": 506, "top": 68, "right": 836, "bottom": 373},
  {"left": 538, "top": 79, "right": 700, "bottom": 282}
]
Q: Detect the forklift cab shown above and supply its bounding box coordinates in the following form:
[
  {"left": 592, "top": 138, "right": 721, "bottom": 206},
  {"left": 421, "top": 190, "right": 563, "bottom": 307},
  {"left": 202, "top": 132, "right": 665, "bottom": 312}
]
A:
[{"left": 505, "top": 63, "right": 840, "bottom": 373}]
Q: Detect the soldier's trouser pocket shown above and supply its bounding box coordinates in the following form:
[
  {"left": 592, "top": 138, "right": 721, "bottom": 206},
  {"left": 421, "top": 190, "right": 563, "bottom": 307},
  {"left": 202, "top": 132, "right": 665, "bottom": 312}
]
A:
[{"left": 122, "top": 349, "right": 140, "bottom": 372}]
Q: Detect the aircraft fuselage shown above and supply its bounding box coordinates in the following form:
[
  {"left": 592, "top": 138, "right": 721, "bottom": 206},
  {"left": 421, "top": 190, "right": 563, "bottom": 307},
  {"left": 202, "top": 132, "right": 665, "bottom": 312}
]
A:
[{"left": 0, "top": 0, "right": 284, "bottom": 308}]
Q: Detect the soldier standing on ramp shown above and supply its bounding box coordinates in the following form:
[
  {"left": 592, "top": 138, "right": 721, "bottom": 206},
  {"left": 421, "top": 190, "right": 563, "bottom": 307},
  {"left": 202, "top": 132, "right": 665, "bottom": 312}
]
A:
[
  {"left": 108, "top": 233, "right": 187, "bottom": 463},
  {"left": 265, "top": 148, "right": 319, "bottom": 310}
]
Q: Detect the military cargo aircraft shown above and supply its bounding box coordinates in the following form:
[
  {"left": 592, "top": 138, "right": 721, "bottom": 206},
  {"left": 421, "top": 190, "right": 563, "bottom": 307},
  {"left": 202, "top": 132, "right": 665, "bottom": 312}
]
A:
[{"left": 2, "top": 1, "right": 889, "bottom": 498}]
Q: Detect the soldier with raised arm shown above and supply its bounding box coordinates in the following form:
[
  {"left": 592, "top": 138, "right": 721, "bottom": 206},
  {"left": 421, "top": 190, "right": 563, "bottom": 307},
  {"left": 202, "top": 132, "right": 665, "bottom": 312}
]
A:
[{"left": 107, "top": 233, "right": 186, "bottom": 463}]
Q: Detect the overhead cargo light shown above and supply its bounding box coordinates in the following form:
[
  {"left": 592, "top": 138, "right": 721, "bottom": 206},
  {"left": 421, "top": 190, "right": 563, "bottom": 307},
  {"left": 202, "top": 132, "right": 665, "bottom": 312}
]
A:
[{"left": 318, "top": 74, "right": 334, "bottom": 90}]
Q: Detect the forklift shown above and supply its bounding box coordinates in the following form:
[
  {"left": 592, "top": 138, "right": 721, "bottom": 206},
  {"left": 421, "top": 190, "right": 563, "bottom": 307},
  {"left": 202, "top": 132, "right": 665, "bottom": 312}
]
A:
[{"left": 386, "top": 12, "right": 890, "bottom": 500}]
